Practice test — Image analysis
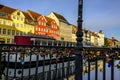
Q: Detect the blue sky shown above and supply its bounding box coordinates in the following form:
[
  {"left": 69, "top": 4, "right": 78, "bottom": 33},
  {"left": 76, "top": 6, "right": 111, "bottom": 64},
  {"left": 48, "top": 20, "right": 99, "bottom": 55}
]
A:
[{"left": 1, "top": 0, "right": 120, "bottom": 40}]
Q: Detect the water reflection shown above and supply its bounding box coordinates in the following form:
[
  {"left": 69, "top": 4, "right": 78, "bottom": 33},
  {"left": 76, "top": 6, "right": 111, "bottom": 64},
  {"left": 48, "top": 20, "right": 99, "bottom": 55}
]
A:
[{"left": 83, "top": 59, "right": 120, "bottom": 80}]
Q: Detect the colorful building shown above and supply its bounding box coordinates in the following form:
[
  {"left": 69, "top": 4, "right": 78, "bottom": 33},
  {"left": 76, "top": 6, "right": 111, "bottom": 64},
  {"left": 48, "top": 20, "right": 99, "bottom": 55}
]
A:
[
  {"left": 27, "top": 10, "right": 60, "bottom": 40},
  {"left": 48, "top": 12, "right": 72, "bottom": 42},
  {"left": 106, "top": 37, "right": 119, "bottom": 47},
  {"left": 95, "top": 30, "right": 104, "bottom": 47},
  {"left": 0, "top": 5, "right": 35, "bottom": 44},
  {"left": 72, "top": 25, "right": 77, "bottom": 42},
  {"left": 90, "top": 32, "right": 99, "bottom": 46},
  {"left": 0, "top": 4, "right": 105, "bottom": 45}
]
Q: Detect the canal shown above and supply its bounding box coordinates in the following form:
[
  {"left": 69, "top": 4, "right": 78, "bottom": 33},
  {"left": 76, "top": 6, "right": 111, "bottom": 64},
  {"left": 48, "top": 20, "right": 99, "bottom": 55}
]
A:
[{"left": 82, "top": 60, "right": 120, "bottom": 80}]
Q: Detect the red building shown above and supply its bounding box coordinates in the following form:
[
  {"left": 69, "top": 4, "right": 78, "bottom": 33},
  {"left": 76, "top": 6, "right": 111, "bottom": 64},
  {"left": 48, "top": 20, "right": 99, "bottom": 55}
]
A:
[
  {"left": 27, "top": 10, "right": 60, "bottom": 40},
  {"left": 45, "top": 16, "right": 60, "bottom": 40}
]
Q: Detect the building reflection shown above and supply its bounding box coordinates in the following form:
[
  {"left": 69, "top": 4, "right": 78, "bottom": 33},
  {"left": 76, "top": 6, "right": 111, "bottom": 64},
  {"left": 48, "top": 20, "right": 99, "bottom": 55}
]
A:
[{"left": 83, "top": 59, "right": 120, "bottom": 75}]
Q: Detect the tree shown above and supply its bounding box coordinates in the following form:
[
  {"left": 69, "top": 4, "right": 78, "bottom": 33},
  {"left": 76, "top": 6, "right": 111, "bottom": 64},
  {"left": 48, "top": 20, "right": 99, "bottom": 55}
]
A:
[{"left": 104, "top": 38, "right": 110, "bottom": 47}]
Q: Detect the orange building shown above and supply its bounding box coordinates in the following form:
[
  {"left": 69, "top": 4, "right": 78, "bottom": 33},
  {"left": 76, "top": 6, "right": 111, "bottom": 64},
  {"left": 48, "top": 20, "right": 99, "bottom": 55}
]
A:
[
  {"left": 27, "top": 10, "right": 60, "bottom": 40},
  {"left": 45, "top": 16, "right": 60, "bottom": 40}
]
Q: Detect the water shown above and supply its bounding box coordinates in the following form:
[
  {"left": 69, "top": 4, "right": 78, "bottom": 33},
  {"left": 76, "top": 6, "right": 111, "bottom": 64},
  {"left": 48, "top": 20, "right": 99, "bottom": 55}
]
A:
[{"left": 83, "top": 60, "right": 120, "bottom": 80}]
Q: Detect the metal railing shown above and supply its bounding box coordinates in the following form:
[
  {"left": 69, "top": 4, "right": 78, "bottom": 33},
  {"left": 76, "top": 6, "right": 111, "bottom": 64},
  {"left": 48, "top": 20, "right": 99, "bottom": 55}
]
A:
[
  {"left": 0, "top": 44, "right": 75, "bottom": 80},
  {"left": 77, "top": 47, "right": 120, "bottom": 80},
  {"left": 1, "top": 44, "right": 120, "bottom": 80}
]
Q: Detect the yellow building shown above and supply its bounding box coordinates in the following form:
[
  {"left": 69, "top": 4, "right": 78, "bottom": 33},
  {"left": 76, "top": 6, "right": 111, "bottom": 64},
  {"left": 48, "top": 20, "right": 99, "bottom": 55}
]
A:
[
  {"left": 95, "top": 30, "right": 104, "bottom": 47},
  {"left": 72, "top": 25, "right": 77, "bottom": 42},
  {"left": 0, "top": 5, "right": 35, "bottom": 44}
]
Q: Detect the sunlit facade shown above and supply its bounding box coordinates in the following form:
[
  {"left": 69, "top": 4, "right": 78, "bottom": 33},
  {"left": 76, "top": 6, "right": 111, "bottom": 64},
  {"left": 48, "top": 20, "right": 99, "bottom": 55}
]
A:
[
  {"left": 0, "top": 5, "right": 35, "bottom": 44},
  {"left": 48, "top": 12, "right": 72, "bottom": 42}
]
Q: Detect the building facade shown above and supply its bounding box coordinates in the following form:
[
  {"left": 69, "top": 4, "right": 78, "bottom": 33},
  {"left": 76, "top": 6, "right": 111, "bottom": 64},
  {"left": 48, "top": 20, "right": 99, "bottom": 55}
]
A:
[
  {"left": 48, "top": 12, "right": 72, "bottom": 42},
  {"left": 72, "top": 25, "right": 77, "bottom": 42},
  {"left": 95, "top": 30, "right": 104, "bottom": 47},
  {"left": 0, "top": 5, "right": 105, "bottom": 45},
  {"left": 27, "top": 10, "right": 60, "bottom": 40},
  {"left": 0, "top": 5, "right": 35, "bottom": 44}
]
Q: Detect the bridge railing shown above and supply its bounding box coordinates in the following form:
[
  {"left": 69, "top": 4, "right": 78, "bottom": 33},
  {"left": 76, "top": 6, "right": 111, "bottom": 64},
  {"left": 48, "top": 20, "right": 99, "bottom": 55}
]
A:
[
  {"left": 0, "top": 44, "right": 75, "bottom": 80},
  {"left": 0, "top": 44, "right": 120, "bottom": 80},
  {"left": 78, "top": 47, "right": 120, "bottom": 80}
]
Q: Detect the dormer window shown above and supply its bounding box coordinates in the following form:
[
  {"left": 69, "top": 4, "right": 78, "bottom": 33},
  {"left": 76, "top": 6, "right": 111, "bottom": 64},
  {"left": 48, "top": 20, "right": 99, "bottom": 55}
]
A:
[
  {"left": 0, "top": 12, "right": 7, "bottom": 18},
  {"left": 17, "top": 12, "right": 20, "bottom": 15}
]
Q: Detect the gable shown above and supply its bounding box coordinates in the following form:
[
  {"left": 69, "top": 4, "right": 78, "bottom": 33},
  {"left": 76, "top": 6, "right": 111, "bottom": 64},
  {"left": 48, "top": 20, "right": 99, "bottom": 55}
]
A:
[
  {"left": 37, "top": 15, "right": 47, "bottom": 22},
  {"left": 11, "top": 9, "right": 25, "bottom": 22}
]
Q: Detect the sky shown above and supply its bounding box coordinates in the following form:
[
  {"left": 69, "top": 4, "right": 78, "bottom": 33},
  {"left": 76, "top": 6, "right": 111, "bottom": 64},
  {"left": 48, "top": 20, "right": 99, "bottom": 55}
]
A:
[{"left": 0, "top": 0, "right": 120, "bottom": 40}]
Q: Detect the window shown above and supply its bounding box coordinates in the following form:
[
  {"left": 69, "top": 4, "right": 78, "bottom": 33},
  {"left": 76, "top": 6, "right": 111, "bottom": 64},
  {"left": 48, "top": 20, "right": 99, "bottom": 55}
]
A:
[
  {"left": 38, "top": 22, "right": 41, "bottom": 25},
  {"left": 61, "top": 37, "right": 64, "bottom": 40},
  {"left": 12, "top": 39, "right": 14, "bottom": 44},
  {"left": 3, "top": 29, "right": 6, "bottom": 34},
  {"left": 13, "top": 15, "right": 16, "bottom": 19},
  {"left": 17, "top": 16, "right": 20, "bottom": 20},
  {"left": 12, "top": 30, "right": 15, "bottom": 35},
  {"left": 8, "top": 29, "right": 11, "bottom": 35},
  {"left": 16, "top": 31, "right": 19, "bottom": 36},
  {"left": 0, "top": 28, "right": 1, "bottom": 34},
  {"left": 44, "top": 23, "right": 46, "bottom": 26},
  {"left": 8, "top": 22, "right": 11, "bottom": 26},
  {"left": 17, "top": 23, "right": 19, "bottom": 27},
  {"left": 0, "top": 20, "right": 2, "bottom": 24},
  {"left": 17, "top": 12, "right": 20, "bottom": 15},
  {"left": 24, "top": 32, "right": 26, "bottom": 36},
  {"left": 21, "top": 17, "right": 24, "bottom": 21},
  {"left": 42, "top": 22, "right": 43, "bottom": 26},
  {"left": 20, "top": 32, "right": 22, "bottom": 36},
  {"left": 3, "top": 21, "right": 6, "bottom": 25},
  {"left": 7, "top": 38, "right": 10, "bottom": 44},
  {"left": 46, "top": 29, "right": 48, "bottom": 32},
  {"left": 41, "top": 28, "right": 43, "bottom": 31},
  {"left": 24, "top": 25, "right": 26, "bottom": 29},
  {"left": 20, "top": 24, "right": 23, "bottom": 28},
  {"left": 12, "top": 23, "right": 15, "bottom": 27}
]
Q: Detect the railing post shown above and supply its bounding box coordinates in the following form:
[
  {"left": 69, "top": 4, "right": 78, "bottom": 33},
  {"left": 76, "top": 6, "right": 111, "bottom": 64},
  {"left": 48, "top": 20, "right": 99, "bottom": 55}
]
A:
[
  {"left": 62, "top": 56, "right": 65, "bottom": 80},
  {"left": 0, "top": 45, "right": 2, "bottom": 79},
  {"left": 28, "top": 52, "right": 32, "bottom": 79},
  {"left": 103, "top": 51, "right": 106, "bottom": 80},
  {"left": 55, "top": 56, "right": 58, "bottom": 80},
  {"left": 67, "top": 54, "right": 70, "bottom": 80},
  {"left": 6, "top": 53, "right": 10, "bottom": 80},
  {"left": 48, "top": 53, "right": 52, "bottom": 80},
  {"left": 42, "top": 54, "right": 45, "bottom": 80},
  {"left": 21, "top": 54, "right": 25, "bottom": 80},
  {"left": 35, "top": 54, "right": 39, "bottom": 80},
  {"left": 111, "top": 50, "right": 114, "bottom": 80},
  {"left": 14, "top": 53, "right": 17, "bottom": 79},
  {"left": 95, "top": 51, "right": 98, "bottom": 80},
  {"left": 88, "top": 51, "right": 90, "bottom": 80},
  {"left": 75, "top": 0, "right": 83, "bottom": 80}
]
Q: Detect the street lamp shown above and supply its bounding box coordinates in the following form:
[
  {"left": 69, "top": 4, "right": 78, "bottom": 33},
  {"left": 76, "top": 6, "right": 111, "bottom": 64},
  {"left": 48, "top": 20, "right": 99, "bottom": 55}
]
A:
[{"left": 75, "top": 0, "right": 83, "bottom": 80}]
